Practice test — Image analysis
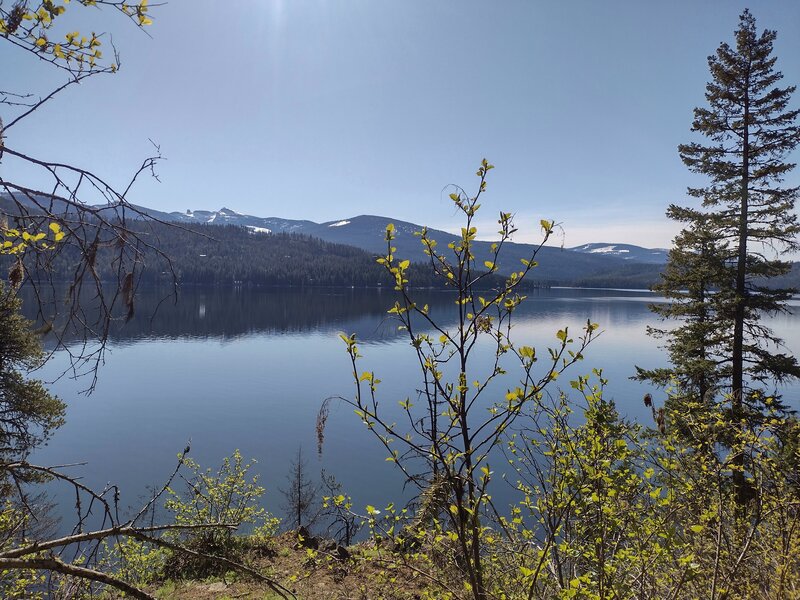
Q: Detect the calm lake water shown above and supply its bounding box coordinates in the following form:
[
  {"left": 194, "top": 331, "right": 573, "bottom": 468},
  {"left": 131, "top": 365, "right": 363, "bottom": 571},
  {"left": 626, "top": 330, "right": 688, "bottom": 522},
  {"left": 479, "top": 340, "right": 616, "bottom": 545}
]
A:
[{"left": 29, "top": 286, "right": 800, "bottom": 525}]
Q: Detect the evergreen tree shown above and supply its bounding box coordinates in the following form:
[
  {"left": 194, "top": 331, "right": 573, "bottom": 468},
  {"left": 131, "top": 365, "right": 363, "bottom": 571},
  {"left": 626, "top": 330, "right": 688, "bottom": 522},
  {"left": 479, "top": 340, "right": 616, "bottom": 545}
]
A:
[
  {"left": 279, "top": 446, "right": 320, "bottom": 531},
  {"left": 643, "top": 10, "right": 800, "bottom": 500},
  {"left": 0, "top": 284, "right": 64, "bottom": 464},
  {"left": 636, "top": 207, "right": 731, "bottom": 444}
]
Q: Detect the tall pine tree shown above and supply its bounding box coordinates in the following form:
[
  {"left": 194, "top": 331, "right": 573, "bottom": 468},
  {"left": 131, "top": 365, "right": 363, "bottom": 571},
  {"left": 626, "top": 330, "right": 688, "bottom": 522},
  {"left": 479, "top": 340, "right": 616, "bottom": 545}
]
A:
[
  {"left": 642, "top": 10, "right": 800, "bottom": 501},
  {"left": 636, "top": 207, "right": 731, "bottom": 445}
]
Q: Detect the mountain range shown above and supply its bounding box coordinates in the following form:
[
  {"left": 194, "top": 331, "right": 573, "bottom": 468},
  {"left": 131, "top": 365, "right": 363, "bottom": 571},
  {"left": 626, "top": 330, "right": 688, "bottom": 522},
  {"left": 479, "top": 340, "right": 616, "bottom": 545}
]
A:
[
  {"left": 159, "top": 206, "right": 669, "bottom": 261},
  {"left": 0, "top": 194, "right": 676, "bottom": 287},
  {"left": 5, "top": 194, "right": 799, "bottom": 289},
  {"left": 132, "top": 205, "right": 669, "bottom": 286}
]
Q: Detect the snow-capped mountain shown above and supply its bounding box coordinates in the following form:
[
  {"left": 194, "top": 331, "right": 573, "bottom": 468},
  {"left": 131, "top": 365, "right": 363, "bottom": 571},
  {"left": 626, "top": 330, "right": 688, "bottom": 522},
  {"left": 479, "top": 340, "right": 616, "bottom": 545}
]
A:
[
  {"left": 142, "top": 209, "right": 667, "bottom": 283},
  {"left": 568, "top": 243, "right": 669, "bottom": 264},
  {"left": 165, "top": 207, "right": 316, "bottom": 233},
  {"left": 159, "top": 208, "right": 671, "bottom": 266},
  {"left": 0, "top": 193, "right": 672, "bottom": 284}
]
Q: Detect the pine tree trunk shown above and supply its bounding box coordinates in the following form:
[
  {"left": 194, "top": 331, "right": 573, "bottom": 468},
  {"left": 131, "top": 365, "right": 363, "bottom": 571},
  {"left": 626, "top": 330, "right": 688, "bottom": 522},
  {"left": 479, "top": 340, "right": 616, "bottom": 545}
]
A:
[{"left": 731, "top": 80, "right": 750, "bottom": 505}]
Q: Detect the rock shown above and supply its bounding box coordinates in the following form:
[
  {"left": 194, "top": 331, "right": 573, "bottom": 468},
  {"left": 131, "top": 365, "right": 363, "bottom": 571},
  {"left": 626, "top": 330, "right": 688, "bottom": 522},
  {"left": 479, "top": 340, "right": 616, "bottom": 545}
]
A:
[
  {"left": 296, "top": 526, "right": 319, "bottom": 550},
  {"left": 319, "top": 538, "right": 351, "bottom": 560},
  {"left": 296, "top": 528, "right": 351, "bottom": 560}
]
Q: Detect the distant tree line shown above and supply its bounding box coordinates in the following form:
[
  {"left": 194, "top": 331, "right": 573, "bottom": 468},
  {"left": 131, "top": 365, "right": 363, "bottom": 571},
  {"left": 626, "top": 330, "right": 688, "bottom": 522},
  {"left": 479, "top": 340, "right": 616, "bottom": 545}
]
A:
[{"left": 9, "top": 221, "right": 552, "bottom": 290}]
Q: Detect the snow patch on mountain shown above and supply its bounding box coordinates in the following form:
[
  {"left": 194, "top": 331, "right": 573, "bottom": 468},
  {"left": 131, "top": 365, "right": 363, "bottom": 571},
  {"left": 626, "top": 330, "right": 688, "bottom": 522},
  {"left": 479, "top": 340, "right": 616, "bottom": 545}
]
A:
[
  {"left": 589, "top": 245, "right": 629, "bottom": 254},
  {"left": 569, "top": 243, "right": 668, "bottom": 264},
  {"left": 122, "top": 202, "right": 671, "bottom": 267}
]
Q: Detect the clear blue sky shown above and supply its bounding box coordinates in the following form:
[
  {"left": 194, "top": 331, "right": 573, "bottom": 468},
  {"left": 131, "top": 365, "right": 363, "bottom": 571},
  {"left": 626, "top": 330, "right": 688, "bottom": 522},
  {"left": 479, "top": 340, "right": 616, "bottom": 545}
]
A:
[{"left": 4, "top": 1, "right": 800, "bottom": 248}]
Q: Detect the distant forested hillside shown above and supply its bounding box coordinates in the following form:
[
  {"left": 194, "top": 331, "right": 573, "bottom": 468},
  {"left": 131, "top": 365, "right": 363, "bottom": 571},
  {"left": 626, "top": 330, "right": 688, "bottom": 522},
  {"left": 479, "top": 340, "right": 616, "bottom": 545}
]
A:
[
  {"left": 4, "top": 212, "right": 798, "bottom": 290},
  {"left": 12, "top": 222, "right": 550, "bottom": 290},
  {"left": 137, "top": 223, "right": 396, "bottom": 287}
]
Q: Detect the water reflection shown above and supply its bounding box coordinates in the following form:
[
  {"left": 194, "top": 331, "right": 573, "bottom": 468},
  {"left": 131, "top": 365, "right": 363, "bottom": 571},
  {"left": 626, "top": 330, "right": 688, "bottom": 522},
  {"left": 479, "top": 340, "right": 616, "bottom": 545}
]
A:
[
  {"left": 21, "top": 285, "right": 667, "bottom": 344},
  {"left": 26, "top": 286, "right": 800, "bottom": 533}
]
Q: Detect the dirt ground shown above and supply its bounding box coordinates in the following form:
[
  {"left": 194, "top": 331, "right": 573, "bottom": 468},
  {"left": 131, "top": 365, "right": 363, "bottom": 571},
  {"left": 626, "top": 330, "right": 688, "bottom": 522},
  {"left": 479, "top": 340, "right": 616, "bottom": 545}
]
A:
[{"left": 147, "top": 532, "right": 438, "bottom": 600}]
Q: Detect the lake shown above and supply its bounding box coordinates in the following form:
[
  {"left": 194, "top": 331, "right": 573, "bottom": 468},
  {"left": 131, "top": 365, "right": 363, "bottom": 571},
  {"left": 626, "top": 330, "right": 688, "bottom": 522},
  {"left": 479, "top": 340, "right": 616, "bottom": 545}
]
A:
[{"left": 29, "top": 286, "right": 800, "bottom": 527}]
